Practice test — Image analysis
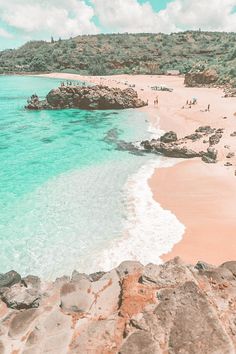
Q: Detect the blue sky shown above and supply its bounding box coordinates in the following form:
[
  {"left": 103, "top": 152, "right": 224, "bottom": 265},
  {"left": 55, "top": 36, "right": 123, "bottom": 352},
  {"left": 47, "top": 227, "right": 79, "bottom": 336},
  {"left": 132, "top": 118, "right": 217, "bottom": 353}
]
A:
[{"left": 0, "top": 0, "right": 235, "bottom": 50}]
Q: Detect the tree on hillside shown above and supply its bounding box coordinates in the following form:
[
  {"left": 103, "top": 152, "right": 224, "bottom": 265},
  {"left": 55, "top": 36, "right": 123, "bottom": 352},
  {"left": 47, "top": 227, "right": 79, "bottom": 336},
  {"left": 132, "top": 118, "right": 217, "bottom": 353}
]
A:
[{"left": 30, "top": 55, "right": 47, "bottom": 71}]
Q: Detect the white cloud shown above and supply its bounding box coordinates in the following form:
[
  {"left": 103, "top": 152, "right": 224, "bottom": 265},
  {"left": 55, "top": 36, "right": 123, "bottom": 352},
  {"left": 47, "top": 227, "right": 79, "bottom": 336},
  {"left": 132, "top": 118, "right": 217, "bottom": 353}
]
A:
[
  {"left": 92, "top": 0, "right": 177, "bottom": 33},
  {"left": 163, "top": 0, "right": 236, "bottom": 32},
  {"left": 92, "top": 0, "right": 236, "bottom": 33},
  {"left": 0, "top": 0, "right": 235, "bottom": 44},
  {"left": 0, "top": 0, "right": 98, "bottom": 39},
  {"left": 0, "top": 27, "right": 13, "bottom": 39}
]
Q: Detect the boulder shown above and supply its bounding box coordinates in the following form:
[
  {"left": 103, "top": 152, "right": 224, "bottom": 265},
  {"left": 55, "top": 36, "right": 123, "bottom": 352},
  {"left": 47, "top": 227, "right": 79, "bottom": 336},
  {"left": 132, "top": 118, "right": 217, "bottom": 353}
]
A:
[
  {"left": 1, "top": 284, "right": 40, "bottom": 310},
  {"left": 22, "top": 275, "right": 41, "bottom": 289},
  {"left": 160, "top": 131, "right": 177, "bottom": 143},
  {"left": 116, "top": 261, "right": 144, "bottom": 279},
  {"left": 60, "top": 270, "right": 121, "bottom": 317},
  {"left": 209, "top": 133, "right": 222, "bottom": 146},
  {"left": 220, "top": 261, "right": 236, "bottom": 277},
  {"left": 142, "top": 258, "right": 195, "bottom": 287},
  {"left": 0, "top": 270, "right": 21, "bottom": 288},
  {"left": 184, "top": 69, "right": 218, "bottom": 87},
  {"left": 202, "top": 147, "right": 218, "bottom": 163},
  {"left": 195, "top": 126, "right": 215, "bottom": 134},
  {"left": 141, "top": 139, "right": 201, "bottom": 158},
  {"left": 184, "top": 132, "right": 202, "bottom": 141}
]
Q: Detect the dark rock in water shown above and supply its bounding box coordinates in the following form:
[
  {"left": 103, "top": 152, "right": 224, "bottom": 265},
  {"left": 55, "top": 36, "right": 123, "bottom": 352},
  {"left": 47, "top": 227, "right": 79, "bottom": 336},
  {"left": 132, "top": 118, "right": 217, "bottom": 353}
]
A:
[
  {"left": 25, "top": 85, "right": 147, "bottom": 111},
  {"left": 224, "top": 162, "right": 233, "bottom": 166},
  {"left": 230, "top": 131, "right": 236, "bottom": 137},
  {"left": 116, "top": 140, "right": 143, "bottom": 155},
  {"left": 0, "top": 270, "right": 21, "bottom": 288},
  {"left": 160, "top": 131, "right": 177, "bottom": 143},
  {"left": 104, "top": 128, "right": 120, "bottom": 143}
]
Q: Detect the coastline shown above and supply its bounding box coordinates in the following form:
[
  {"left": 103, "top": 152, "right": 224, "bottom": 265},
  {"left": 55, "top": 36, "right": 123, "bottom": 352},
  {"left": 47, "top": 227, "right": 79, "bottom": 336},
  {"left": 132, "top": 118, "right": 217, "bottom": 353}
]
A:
[{"left": 34, "top": 73, "right": 236, "bottom": 266}]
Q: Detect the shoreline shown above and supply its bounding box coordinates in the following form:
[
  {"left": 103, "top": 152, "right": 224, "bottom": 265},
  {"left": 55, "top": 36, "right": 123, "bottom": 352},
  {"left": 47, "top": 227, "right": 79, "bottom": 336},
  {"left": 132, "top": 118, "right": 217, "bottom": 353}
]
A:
[{"left": 34, "top": 73, "right": 236, "bottom": 266}]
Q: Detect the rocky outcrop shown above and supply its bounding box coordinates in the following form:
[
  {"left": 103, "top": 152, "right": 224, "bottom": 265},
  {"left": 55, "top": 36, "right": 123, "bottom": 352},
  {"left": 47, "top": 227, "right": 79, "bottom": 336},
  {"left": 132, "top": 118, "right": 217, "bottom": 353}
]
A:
[
  {"left": 140, "top": 126, "right": 223, "bottom": 162},
  {"left": 201, "top": 147, "right": 218, "bottom": 163},
  {"left": 141, "top": 139, "right": 202, "bottom": 158},
  {"left": 184, "top": 69, "right": 218, "bottom": 87},
  {"left": 0, "top": 258, "right": 236, "bottom": 353},
  {"left": 160, "top": 131, "right": 177, "bottom": 143},
  {"left": 25, "top": 85, "right": 147, "bottom": 110}
]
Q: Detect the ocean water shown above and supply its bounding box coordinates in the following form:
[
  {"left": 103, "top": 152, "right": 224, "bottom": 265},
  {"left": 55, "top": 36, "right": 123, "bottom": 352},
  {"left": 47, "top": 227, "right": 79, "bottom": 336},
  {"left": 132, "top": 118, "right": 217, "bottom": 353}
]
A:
[{"left": 0, "top": 75, "right": 184, "bottom": 279}]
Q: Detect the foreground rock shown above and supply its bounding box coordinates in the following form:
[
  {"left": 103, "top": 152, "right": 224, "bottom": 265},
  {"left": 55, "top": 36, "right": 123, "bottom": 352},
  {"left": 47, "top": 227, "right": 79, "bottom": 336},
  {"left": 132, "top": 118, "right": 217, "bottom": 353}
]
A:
[
  {"left": 0, "top": 258, "right": 236, "bottom": 353},
  {"left": 25, "top": 85, "right": 147, "bottom": 110}
]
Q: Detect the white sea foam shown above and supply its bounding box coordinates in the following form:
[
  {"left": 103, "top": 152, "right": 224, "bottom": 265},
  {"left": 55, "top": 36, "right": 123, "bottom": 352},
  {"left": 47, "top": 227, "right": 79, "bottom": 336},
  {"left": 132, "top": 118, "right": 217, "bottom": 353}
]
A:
[
  {"left": 88, "top": 121, "right": 185, "bottom": 272},
  {"left": 88, "top": 157, "right": 185, "bottom": 272}
]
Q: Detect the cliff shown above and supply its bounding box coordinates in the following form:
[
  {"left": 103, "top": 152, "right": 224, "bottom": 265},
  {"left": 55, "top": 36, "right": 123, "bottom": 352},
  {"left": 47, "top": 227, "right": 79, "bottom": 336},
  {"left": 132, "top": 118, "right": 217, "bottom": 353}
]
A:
[{"left": 0, "top": 257, "right": 236, "bottom": 353}]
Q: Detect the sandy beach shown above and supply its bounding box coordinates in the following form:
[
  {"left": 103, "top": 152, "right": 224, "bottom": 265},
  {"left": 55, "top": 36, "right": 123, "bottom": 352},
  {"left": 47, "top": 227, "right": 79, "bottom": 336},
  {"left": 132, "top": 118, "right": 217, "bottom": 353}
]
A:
[{"left": 37, "top": 73, "right": 236, "bottom": 265}]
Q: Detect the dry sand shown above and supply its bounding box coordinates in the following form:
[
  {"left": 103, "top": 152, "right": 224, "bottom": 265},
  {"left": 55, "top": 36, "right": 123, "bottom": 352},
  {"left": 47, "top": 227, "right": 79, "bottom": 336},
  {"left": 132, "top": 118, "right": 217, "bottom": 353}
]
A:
[{"left": 37, "top": 73, "right": 236, "bottom": 265}]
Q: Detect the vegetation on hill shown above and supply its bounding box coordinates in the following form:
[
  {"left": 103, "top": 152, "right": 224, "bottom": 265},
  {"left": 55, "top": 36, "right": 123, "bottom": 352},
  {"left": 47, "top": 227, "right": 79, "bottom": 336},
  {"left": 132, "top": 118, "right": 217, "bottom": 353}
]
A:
[{"left": 0, "top": 32, "right": 235, "bottom": 86}]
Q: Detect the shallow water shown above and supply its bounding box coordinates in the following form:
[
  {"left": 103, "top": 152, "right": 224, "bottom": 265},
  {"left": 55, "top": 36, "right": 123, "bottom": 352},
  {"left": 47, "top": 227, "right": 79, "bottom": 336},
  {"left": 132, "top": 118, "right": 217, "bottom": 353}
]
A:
[{"left": 0, "top": 76, "right": 184, "bottom": 279}]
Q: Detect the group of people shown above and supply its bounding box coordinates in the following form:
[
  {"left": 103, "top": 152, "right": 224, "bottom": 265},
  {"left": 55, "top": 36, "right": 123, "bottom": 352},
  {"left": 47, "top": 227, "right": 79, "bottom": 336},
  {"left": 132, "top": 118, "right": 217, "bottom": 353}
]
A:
[
  {"left": 186, "top": 97, "right": 197, "bottom": 107},
  {"left": 60, "top": 80, "right": 87, "bottom": 87},
  {"left": 27, "top": 93, "right": 39, "bottom": 104},
  {"left": 182, "top": 98, "right": 211, "bottom": 112}
]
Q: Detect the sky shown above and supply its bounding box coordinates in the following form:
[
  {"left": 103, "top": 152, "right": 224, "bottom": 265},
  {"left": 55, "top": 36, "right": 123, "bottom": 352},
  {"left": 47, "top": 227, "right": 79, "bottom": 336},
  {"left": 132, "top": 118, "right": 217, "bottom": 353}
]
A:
[{"left": 0, "top": 0, "right": 236, "bottom": 50}]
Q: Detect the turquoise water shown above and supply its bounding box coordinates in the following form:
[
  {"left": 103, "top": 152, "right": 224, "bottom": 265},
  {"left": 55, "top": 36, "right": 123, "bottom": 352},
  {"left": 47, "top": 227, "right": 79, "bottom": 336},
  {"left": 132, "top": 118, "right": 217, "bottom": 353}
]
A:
[{"left": 0, "top": 76, "right": 152, "bottom": 278}]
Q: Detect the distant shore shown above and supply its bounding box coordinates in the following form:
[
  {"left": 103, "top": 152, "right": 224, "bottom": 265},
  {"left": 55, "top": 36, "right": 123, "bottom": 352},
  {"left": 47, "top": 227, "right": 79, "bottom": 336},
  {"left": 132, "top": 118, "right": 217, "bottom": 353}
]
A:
[{"left": 35, "top": 73, "right": 236, "bottom": 265}]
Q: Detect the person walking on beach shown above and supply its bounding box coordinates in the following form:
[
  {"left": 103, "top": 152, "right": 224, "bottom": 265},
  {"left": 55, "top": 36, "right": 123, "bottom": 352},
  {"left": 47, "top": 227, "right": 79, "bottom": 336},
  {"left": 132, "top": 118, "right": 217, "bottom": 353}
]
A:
[{"left": 207, "top": 104, "right": 210, "bottom": 111}]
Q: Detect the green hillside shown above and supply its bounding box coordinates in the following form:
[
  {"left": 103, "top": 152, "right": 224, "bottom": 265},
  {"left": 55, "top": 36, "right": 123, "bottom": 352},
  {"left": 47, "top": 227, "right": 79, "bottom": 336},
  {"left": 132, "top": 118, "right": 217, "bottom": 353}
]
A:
[{"left": 0, "top": 31, "right": 235, "bottom": 85}]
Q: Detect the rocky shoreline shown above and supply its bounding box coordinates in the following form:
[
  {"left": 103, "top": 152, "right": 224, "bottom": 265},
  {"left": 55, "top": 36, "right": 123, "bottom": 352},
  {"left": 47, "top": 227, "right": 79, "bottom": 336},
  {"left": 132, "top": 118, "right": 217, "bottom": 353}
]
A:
[
  {"left": 25, "top": 85, "right": 147, "bottom": 110},
  {"left": 140, "top": 125, "right": 235, "bottom": 166},
  {"left": 0, "top": 258, "right": 236, "bottom": 353}
]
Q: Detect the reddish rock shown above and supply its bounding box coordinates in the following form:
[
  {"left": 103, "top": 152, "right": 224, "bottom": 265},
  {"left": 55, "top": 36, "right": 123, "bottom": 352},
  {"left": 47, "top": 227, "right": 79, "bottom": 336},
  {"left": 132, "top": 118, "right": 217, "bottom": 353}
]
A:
[{"left": 184, "top": 69, "right": 218, "bottom": 87}]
